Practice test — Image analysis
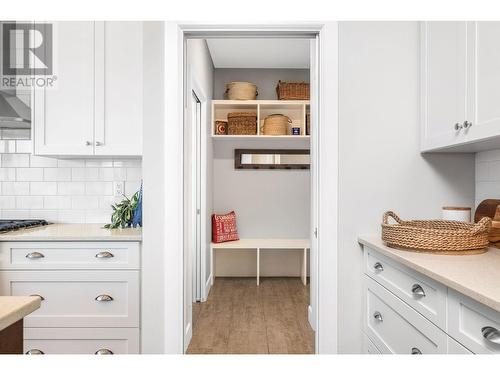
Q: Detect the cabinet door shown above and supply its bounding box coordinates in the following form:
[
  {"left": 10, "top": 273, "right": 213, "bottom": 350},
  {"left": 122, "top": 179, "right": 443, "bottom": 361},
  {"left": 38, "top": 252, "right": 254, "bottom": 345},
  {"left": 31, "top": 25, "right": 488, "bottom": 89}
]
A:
[
  {"left": 465, "top": 22, "right": 500, "bottom": 142},
  {"left": 94, "top": 21, "right": 143, "bottom": 156},
  {"left": 420, "top": 22, "right": 467, "bottom": 152},
  {"left": 33, "top": 21, "right": 95, "bottom": 155}
]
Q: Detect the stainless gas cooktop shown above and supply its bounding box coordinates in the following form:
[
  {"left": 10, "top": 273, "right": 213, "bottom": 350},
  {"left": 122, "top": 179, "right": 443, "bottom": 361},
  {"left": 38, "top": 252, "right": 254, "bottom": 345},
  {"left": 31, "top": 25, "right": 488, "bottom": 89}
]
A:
[{"left": 0, "top": 220, "right": 49, "bottom": 233}]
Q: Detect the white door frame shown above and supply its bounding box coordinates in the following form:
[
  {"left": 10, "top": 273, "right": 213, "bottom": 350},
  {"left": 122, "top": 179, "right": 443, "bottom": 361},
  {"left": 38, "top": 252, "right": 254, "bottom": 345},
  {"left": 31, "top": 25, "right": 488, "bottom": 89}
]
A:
[{"left": 164, "top": 22, "right": 338, "bottom": 354}]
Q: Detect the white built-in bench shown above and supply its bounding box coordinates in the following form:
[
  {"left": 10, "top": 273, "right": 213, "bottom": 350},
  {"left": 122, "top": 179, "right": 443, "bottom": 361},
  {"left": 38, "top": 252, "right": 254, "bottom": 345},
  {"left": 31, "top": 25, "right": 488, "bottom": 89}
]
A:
[{"left": 210, "top": 238, "right": 310, "bottom": 286}]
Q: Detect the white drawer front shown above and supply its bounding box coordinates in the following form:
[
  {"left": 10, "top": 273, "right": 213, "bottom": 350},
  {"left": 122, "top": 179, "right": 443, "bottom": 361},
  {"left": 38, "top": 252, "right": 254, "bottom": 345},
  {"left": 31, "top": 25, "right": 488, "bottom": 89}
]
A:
[
  {"left": 364, "top": 247, "right": 447, "bottom": 329},
  {"left": 448, "top": 289, "right": 500, "bottom": 354},
  {"left": 447, "top": 337, "right": 473, "bottom": 354},
  {"left": 24, "top": 327, "right": 139, "bottom": 354},
  {"left": 0, "top": 270, "right": 139, "bottom": 328},
  {"left": 364, "top": 276, "right": 447, "bottom": 354},
  {"left": 362, "top": 333, "right": 381, "bottom": 354},
  {"left": 0, "top": 242, "right": 140, "bottom": 270}
]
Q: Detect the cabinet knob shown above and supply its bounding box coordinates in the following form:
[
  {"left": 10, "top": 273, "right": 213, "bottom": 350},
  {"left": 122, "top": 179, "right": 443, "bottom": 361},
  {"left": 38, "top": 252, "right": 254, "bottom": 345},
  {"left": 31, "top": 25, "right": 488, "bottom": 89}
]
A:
[
  {"left": 95, "top": 348, "right": 114, "bottom": 355},
  {"left": 481, "top": 326, "right": 500, "bottom": 344},
  {"left": 454, "top": 122, "right": 463, "bottom": 131},
  {"left": 95, "top": 294, "right": 114, "bottom": 302},
  {"left": 95, "top": 251, "right": 114, "bottom": 259},
  {"left": 373, "top": 262, "right": 384, "bottom": 272},
  {"left": 411, "top": 284, "right": 426, "bottom": 298},
  {"left": 26, "top": 349, "right": 44, "bottom": 355},
  {"left": 29, "top": 294, "right": 45, "bottom": 301},
  {"left": 411, "top": 347, "right": 422, "bottom": 355},
  {"left": 26, "top": 251, "right": 44, "bottom": 259},
  {"left": 86, "top": 141, "right": 92, "bottom": 146},
  {"left": 463, "top": 120, "right": 472, "bottom": 129},
  {"left": 373, "top": 311, "right": 383, "bottom": 322},
  {"left": 95, "top": 141, "right": 103, "bottom": 146}
]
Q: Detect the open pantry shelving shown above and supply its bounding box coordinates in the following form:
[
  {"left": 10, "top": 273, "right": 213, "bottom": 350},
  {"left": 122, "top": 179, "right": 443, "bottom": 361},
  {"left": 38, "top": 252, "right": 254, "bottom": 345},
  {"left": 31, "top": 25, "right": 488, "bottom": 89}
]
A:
[{"left": 211, "top": 100, "right": 310, "bottom": 139}]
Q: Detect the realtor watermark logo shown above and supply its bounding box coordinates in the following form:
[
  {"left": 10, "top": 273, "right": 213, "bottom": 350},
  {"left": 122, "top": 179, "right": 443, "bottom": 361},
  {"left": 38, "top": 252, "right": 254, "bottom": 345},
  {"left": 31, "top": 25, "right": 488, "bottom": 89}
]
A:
[{"left": 1, "top": 22, "right": 57, "bottom": 89}]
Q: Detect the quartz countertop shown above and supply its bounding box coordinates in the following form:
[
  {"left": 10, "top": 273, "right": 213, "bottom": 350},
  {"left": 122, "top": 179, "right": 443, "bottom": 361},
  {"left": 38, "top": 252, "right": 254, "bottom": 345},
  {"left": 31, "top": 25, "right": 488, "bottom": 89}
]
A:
[
  {"left": 0, "top": 296, "right": 41, "bottom": 331},
  {"left": 358, "top": 235, "right": 500, "bottom": 313},
  {"left": 0, "top": 224, "right": 142, "bottom": 242}
]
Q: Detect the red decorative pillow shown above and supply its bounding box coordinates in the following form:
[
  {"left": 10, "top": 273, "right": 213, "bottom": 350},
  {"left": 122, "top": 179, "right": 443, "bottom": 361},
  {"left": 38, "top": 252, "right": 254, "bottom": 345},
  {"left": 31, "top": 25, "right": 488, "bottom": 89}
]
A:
[{"left": 212, "top": 211, "right": 239, "bottom": 243}]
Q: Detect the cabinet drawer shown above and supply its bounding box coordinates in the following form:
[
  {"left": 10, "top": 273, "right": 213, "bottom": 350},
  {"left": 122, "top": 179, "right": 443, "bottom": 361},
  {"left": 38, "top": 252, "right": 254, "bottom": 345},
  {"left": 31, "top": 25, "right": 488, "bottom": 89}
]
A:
[
  {"left": 364, "top": 276, "right": 447, "bottom": 354},
  {"left": 364, "top": 247, "right": 447, "bottom": 329},
  {"left": 362, "top": 333, "right": 381, "bottom": 354},
  {"left": 447, "top": 337, "right": 473, "bottom": 354},
  {"left": 448, "top": 289, "right": 500, "bottom": 354},
  {"left": 0, "top": 242, "right": 140, "bottom": 270},
  {"left": 24, "top": 327, "right": 139, "bottom": 354},
  {"left": 0, "top": 270, "right": 139, "bottom": 328}
]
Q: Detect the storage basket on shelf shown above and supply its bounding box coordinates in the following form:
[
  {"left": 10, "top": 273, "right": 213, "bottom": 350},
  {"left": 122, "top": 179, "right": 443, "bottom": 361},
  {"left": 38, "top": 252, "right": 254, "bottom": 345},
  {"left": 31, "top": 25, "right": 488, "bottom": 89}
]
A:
[
  {"left": 261, "top": 114, "right": 291, "bottom": 136},
  {"left": 381, "top": 211, "right": 491, "bottom": 255},
  {"left": 225, "top": 82, "right": 258, "bottom": 100},
  {"left": 276, "top": 81, "right": 310, "bottom": 100},
  {"left": 227, "top": 112, "right": 257, "bottom": 135}
]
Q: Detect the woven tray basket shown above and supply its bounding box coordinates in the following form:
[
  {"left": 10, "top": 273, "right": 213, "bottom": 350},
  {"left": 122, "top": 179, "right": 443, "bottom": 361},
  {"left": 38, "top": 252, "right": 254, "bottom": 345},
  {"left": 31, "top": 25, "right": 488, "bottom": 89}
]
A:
[
  {"left": 261, "top": 114, "right": 291, "bottom": 135},
  {"left": 276, "top": 81, "right": 310, "bottom": 100},
  {"left": 227, "top": 112, "right": 257, "bottom": 135},
  {"left": 381, "top": 211, "right": 491, "bottom": 255}
]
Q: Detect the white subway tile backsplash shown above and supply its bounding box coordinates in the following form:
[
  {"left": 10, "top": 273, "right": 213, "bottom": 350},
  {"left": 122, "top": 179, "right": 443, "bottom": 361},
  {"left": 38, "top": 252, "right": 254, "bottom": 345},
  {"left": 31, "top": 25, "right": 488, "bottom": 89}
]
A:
[
  {"left": 16, "top": 168, "right": 43, "bottom": 181},
  {"left": 15, "top": 140, "right": 32, "bottom": 154},
  {"left": 0, "top": 154, "right": 141, "bottom": 223}
]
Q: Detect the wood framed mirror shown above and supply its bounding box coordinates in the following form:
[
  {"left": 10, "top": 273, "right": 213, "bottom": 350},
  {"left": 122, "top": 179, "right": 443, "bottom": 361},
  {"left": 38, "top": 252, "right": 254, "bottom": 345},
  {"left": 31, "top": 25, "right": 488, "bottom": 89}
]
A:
[{"left": 234, "top": 149, "right": 310, "bottom": 170}]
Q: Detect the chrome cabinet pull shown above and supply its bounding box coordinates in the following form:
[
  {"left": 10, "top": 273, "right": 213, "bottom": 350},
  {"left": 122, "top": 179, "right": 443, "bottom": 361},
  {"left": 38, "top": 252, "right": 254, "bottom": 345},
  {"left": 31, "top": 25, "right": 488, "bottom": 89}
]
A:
[
  {"left": 373, "top": 311, "right": 383, "bottom": 322},
  {"left": 454, "top": 122, "right": 463, "bottom": 131},
  {"left": 411, "top": 347, "right": 422, "bottom": 355},
  {"left": 26, "top": 349, "right": 44, "bottom": 355},
  {"left": 373, "top": 262, "right": 384, "bottom": 272},
  {"left": 95, "top": 251, "right": 114, "bottom": 259},
  {"left": 86, "top": 141, "right": 92, "bottom": 146},
  {"left": 29, "top": 294, "right": 45, "bottom": 301},
  {"left": 482, "top": 326, "right": 500, "bottom": 345},
  {"left": 95, "top": 348, "right": 114, "bottom": 355},
  {"left": 411, "top": 284, "right": 426, "bottom": 297},
  {"left": 463, "top": 120, "right": 472, "bottom": 129},
  {"left": 26, "top": 252, "right": 44, "bottom": 259},
  {"left": 95, "top": 141, "right": 103, "bottom": 146},
  {"left": 95, "top": 294, "right": 113, "bottom": 302}
]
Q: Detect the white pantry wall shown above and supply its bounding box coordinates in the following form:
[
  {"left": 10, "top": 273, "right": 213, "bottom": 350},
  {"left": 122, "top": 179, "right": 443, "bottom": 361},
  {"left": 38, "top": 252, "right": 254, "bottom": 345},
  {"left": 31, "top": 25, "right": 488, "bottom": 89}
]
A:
[
  {"left": 338, "top": 21, "right": 475, "bottom": 353},
  {"left": 0, "top": 153, "right": 142, "bottom": 223}
]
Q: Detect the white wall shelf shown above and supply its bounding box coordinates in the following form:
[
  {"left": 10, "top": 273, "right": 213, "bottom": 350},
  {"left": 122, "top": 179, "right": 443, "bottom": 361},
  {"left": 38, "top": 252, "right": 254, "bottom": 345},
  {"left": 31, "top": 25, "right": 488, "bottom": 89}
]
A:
[{"left": 212, "top": 100, "right": 310, "bottom": 139}]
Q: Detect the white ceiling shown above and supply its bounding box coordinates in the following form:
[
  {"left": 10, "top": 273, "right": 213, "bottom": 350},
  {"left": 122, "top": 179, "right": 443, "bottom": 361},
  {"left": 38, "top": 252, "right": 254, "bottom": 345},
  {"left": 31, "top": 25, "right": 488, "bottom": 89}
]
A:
[{"left": 206, "top": 38, "right": 310, "bottom": 69}]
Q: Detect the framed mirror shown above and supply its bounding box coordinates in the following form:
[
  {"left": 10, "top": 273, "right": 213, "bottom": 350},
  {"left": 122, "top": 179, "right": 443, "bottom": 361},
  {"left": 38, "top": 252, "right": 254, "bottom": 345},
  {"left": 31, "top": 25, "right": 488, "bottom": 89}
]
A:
[{"left": 235, "top": 149, "right": 310, "bottom": 170}]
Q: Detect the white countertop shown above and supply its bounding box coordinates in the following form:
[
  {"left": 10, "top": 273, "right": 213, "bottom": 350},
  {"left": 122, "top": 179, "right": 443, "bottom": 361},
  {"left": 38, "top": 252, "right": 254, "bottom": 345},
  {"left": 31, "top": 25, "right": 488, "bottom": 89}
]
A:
[
  {"left": 0, "top": 224, "right": 142, "bottom": 242},
  {"left": 358, "top": 235, "right": 500, "bottom": 312},
  {"left": 0, "top": 296, "right": 41, "bottom": 331}
]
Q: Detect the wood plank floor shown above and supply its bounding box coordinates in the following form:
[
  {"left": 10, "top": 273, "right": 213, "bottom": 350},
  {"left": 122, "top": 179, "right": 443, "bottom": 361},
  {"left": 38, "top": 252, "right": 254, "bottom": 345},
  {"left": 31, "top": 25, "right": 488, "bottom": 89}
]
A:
[{"left": 187, "top": 277, "right": 314, "bottom": 354}]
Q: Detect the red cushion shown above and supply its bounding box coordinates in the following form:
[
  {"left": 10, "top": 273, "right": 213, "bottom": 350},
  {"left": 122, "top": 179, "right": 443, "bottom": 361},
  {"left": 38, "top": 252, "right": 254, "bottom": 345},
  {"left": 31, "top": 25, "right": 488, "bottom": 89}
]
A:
[{"left": 212, "top": 211, "right": 239, "bottom": 243}]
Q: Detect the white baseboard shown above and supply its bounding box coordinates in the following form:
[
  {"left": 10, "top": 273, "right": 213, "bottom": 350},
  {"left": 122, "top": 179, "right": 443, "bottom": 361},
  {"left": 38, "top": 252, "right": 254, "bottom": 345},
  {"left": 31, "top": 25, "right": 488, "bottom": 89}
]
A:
[{"left": 203, "top": 274, "right": 212, "bottom": 302}]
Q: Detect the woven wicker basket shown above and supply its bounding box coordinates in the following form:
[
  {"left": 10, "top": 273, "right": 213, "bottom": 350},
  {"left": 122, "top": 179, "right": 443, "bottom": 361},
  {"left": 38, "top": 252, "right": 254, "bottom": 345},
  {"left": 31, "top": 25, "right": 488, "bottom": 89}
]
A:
[
  {"left": 261, "top": 114, "right": 291, "bottom": 136},
  {"left": 276, "top": 81, "right": 310, "bottom": 100},
  {"left": 381, "top": 211, "right": 491, "bottom": 255},
  {"left": 227, "top": 112, "right": 257, "bottom": 135},
  {"left": 225, "top": 82, "right": 258, "bottom": 100}
]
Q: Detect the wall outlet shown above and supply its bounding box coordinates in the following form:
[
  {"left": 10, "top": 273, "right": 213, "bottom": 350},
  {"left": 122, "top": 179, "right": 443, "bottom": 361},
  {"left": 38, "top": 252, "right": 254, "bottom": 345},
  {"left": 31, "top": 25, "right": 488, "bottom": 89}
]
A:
[{"left": 114, "top": 181, "right": 124, "bottom": 197}]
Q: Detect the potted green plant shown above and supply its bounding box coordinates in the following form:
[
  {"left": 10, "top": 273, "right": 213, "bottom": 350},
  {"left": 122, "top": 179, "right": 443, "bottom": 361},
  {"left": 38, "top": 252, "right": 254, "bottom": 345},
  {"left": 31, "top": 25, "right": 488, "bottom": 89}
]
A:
[{"left": 104, "top": 191, "right": 140, "bottom": 229}]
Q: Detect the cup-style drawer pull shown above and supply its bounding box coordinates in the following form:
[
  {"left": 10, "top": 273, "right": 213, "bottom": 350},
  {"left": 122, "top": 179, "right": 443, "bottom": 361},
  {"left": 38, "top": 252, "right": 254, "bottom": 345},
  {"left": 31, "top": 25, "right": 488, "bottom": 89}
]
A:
[
  {"left": 95, "top": 294, "right": 114, "bottom": 302},
  {"left": 482, "top": 326, "right": 500, "bottom": 344},
  {"left": 373, "top": 262, "right": 384, "bottom": 271},
  {"left": 95, "top": 251, "right": 114, "bottom": 259},
  {"left": 26, "top": 252, "right": 44, "bottom": 259},
  {"left": 411, "top": 284, "right": 426, "bottom": 297},
  {"left": 95, "top": 348, "right": 114, "bottom": 355},
  {"left": 26, "top": 349, "right": 44, "bottom": 355},
  {"left": 29, "top": 294, "right": 45, "bottom": 301},
  {"left": 411, "top": 347, "right": 422, "bottom": 355},
  {"left": 373, "top": 311, "right": 383, "bottom": 322}
]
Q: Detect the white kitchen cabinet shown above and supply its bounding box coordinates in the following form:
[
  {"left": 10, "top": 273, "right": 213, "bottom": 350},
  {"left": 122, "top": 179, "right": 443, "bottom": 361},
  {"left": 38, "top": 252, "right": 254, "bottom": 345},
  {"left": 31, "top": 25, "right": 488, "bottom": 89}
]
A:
[
  {"left": 421, "top": 21, "right": 500, "bottom": 152},
  {"left": 33, "top": 21, "right": 143, "bottom": 157}
]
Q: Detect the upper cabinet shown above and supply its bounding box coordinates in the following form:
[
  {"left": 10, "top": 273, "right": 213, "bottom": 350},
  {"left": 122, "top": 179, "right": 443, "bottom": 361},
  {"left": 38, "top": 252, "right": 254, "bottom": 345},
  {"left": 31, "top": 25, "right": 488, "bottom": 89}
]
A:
[
  {"left": 421, "top": 21, "right": 500, "bottom": 152},
  {"left": 33, "top": 21, "right": 143, "bottom": 156}
]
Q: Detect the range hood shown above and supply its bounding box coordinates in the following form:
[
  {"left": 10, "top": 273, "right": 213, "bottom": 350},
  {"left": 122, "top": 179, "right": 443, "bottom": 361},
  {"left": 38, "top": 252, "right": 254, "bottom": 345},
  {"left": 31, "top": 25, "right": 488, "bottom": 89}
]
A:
[{"left": 0, "top": 90, "right": 31, "bottom": 129}]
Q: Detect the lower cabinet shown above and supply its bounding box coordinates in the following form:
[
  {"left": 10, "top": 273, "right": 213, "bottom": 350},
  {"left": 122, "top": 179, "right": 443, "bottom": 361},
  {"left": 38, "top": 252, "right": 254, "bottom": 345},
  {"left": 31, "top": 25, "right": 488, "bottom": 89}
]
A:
[
  {"left": 363, "top": 245, "right": 500, "bottom": 354},
  {"left": 24, "top": 328, "right": 139, "bottom": 355}
]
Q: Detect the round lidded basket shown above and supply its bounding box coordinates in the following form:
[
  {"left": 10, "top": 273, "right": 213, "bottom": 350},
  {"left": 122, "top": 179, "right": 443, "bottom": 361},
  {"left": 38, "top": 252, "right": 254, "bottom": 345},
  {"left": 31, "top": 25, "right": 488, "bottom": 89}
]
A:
[
  {"left": 381, "top": 211, "right": 491, "bottom": 255},
  {"left": 261, "top": 114, "right": 291, "bottom": 136},
  {"left": 227, "top": 112, "right": 257, "bottom": 135},
  {"left": 225, "top": 82, "right": 258, "bottom": 100}
]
